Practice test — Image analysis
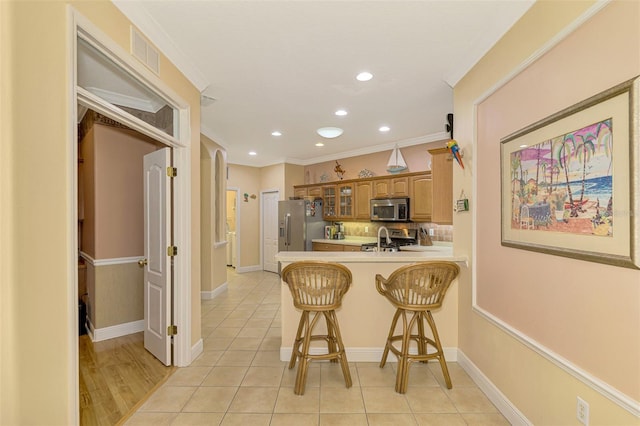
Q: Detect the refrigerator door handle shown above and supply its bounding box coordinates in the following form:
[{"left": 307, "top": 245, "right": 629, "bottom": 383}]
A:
[{"left": 284, "top": 214, "right": 291, "bottom": 246}]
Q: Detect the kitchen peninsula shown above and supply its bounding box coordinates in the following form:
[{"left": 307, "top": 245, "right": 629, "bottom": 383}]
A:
[{"left": 275, "top": 248, "right": 467, "bottom": 363}]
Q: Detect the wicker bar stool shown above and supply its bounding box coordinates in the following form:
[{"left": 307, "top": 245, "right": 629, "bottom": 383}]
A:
[
  {"left": 281, "top": 261, "right": 353, "bottom": 395},
  {"left": 376, "top": 261, "right": 460, "bottom": 394}
]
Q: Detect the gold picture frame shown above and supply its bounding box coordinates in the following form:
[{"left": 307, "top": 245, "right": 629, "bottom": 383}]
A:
[{"left": 500, "top": 76, "right": 639, "bottom": 269}]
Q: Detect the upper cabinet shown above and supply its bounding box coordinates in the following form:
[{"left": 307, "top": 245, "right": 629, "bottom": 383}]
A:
[
  {"left": 322, "top": 185, "right": 338, "bottom": 220},
  {"left": 337, "top": 183, "right": 355, "bottom": 219},
  {"left": 372, "top": 176, "right": 409, "bottom": 198},
  {"left": 429, "top": 148, "right": 453, "bottom": 224},
  {"left": 409, "top": 174, "right": 433, "bottom": 222},
  {"left": 354, "top": 180, "right": 372, "bottom": 220}
]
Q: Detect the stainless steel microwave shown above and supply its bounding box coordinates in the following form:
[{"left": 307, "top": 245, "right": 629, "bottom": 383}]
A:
[{"left": 370, "top": 198, "right": 410, "bottom": 222}]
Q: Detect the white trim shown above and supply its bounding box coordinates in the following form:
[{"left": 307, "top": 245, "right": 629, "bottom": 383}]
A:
[
  {"left": 89, "top": 319, "right": 145, "bottom": 342},
  {"left": 66, "top": 8, "right": 80, "bottom": 424},
  {"left": 71, "top": 4, "right": 193, "bottom": 386},
  {"left": 227, "top": 187, "right": 241, "bottom": 269},
  {"left": 191, "top": 338, "right": 204, "bottom": 362},
  {"left": 457, "top": 350, "right": 532, "bottom": 426},
  {"left": 235, "top": 265, "right": 263, "bottom": 274},
  {"left": 85, "top": 86, "right": 164, "bottom": 113},
  {"left": 260, "top": 189, "right": 280, "bottom": 273},
  {"left": 468, "top": 0, "right": 639, "bottom": 418},
  {"left": 79, "top": 252, "right": 143, "bottom": 266},
  {"left": 213, "top": 241, "right": 228, "bottom": 250},
  {"left": 111, "top": 1, "right": 209, "bottom": 92},
  {"left": 201, "top": 282, "right": 228, "bottom": 300},
  {"left": 279, "top": 346, "right": 458, "bottom": 363}
]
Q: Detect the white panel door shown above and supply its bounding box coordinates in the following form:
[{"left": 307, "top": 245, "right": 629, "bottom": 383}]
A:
[
  {"left": 262, "top": 191, "right": 279, "bottom": 273},
  {"left": 143, "top": 148, "right": 172, "bottom": 365}
]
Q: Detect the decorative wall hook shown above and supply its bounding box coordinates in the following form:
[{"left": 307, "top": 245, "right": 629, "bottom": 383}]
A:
[{"left": 445, "top": 113, "right": 454, "bottom": 140}]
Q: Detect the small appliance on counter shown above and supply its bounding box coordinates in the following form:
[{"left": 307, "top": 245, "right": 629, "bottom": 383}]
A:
[{"left": 360, "top": 228, "right": 417, "bottom": 252}]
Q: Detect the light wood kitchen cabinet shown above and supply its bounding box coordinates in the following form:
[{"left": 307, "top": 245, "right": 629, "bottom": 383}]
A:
[
  {"left": 354, "top": 180, "right": 372, "bottom": 220},
  {"left": 343, "top": 244, "right": 362, "bottom": 252},
  {"left": 293, "top": 187, "right": 307, "bottom": 199},
  {"left": 322, "top": 185, "right": 338, "bottom": 220},
  {"left": 429, "top": 148, "right": 453, "bottom": 224},
  {"left": 409, "top": 174, "right": 433, "bottom": 222},
  {"left": 312, "top": 242, "right": 344, "bottom": 251},
  {"left": 338, "top": 183, "right": 355, "bottom": 219},
  {"left": 372, "top": 176, "right": 409, "bottom": 198},
  {"left": 307, "top": 186, "right": 323, "bottom": 199}
]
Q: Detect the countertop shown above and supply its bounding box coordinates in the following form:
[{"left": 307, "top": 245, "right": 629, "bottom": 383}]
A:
[{"left": 276, "top": 244, "right": 466, "bottom": 265}]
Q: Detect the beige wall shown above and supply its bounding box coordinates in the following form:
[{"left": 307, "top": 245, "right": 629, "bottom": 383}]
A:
[
  {"left": 228, "top": 164, "right": 262, "bottom": 268},
  {"left": 455, "top": 1, "right": 639, "bottom": 424},
  {"left": 0, "top": 1, "right": 202, "bottom": 424},
  {"left": 200, "top": 134, "right": 228, "bottom": 294}
]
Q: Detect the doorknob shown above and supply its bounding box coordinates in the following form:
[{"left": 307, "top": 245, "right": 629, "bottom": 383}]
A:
[{"left": 138, "top": 258, "right": 148, "bottom": 266}]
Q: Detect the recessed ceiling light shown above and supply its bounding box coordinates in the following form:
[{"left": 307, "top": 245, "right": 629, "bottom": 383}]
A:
[
  {"left": 379, "top": 126, "right": 390, "bottom": 132},
  {"left": 249, "top": 151, "right": 257, "bottom": 156},
  {"left": 356, "top": 71, "right": 373, "bottom": 82},
  {"left": 335, "top": 109, "right": 348, "bottom": 116},
  {"left": 271, "top": 131, "right": 282, "bottom": 136},
  {"left": 519, "top": 144, "right": 528, "bottom": 148},
  {"left": 315, "top": 142, "right": 324, "bottom": 147},
  {"left": 317, "top": 127, "right": 343, "bottom": 138}
]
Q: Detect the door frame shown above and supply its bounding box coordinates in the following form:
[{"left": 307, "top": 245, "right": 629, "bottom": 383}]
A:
[
  {"left": 227, "top": 187, "right": 240, "bottom": 268},
  {"left": 68, "top": 8, "right": 193, "bottom": 420},
  {"left": 260, "top": 189, "right": 280, "bottom": 272}
]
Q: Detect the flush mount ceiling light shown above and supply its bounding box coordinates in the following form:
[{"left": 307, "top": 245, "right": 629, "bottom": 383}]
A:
[
  {"left": 356, "top": 71, "right": 373, "bottom": 82},
  {"left": 317, "top": 127, "right": 343, "bottom": 138},
  {"left": 335, "top": 109, "right": 348, "bottom": 116},
  {"left": 271, "top": 131, "right": 282, "bottom": 136},
  {"left": 379, "top": 126, "right": 390, "bottom": 132},
  {"left": 248, "top": 151, "right": 257, "bottom": 156}
]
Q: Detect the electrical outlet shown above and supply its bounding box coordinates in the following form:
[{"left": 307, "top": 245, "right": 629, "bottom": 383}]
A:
[
  {"left": 428, "top": 228, "right": 435, "bottom": 236},
  {"left": 577, "top": 397, "right": 589, "bottom": 425},
  {"left": 365, "top": 226, "right": 369, "bottom": 233}
]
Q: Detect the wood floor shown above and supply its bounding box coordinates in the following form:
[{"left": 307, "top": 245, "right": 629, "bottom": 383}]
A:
[{"left": 79, "top": 332, "right": 174, "bottom": 425}]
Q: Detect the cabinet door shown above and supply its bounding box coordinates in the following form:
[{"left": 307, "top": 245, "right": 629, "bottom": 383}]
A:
[
  {"left": 429, "top": 148, "right": 453, "bottom": 224},
  {"left": 308, "top": 186, "right": 323, "bottom": 200},
  {"left": 338, "top": 183, "right": 354, "bottom": 219},
  {"left": 293, "top": 187, "right": 307, "bottom": 199},
  {"left": 410, "top": 175, "right": 432, "bottom": 222},
  {"left": 355, "top": 180, "right": 372, "bottom": 220},
  {"left": 390, "top": 176, "right": 409, "bottom": 197},
  {"left": 312, "top": 242, "right": 344, "bottom": 252},
  {"left": 322, "top": 185, "right": 338, "bottom": 220},
  {"left": 372, "top": 179, "right": 390, "bottom": 198},
  {"left": 343, "top": 245, "right": 362, "bottom": 252}
]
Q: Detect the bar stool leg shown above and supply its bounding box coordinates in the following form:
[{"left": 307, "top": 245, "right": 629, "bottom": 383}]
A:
[
  {"left": 327, "top": 310, "right": 352, "bottom": 388},
  {"left": 289, "top": 311, "right": 307, "bottom": 369},
  {"left": 416, "top": 311, "right": 428, "bottom": 361},
  {"left": 425, "top": 310, "right": 452, "bottom": 389},
  {"left": 396, "top": 310, "right": 412, "bottom": 393},
  {"left": 324, "top": 311, "right": 338, "bottom": 363},
  {"left": 380, "top": 309, "right": 401, "bottom": 368}
]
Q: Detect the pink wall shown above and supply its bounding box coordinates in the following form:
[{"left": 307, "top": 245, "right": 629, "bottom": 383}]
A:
[
  {"left": 89, "top": 124, "right": 158, "bottom": 259},
  {"left": 475, "top": 2, "right": 639, "bottom": 398},
  {"left": 303, "top": 140, "right": 447, "bottom": 184}
]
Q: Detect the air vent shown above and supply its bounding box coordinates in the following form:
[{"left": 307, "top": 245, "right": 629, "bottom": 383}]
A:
[{"left": 131, "top": 27, "right": 159, "bottom": 75}]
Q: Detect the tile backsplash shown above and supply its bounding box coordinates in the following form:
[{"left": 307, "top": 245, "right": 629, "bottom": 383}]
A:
[{"left": 340, "top": 221, "right": 453, "bottom": 242}]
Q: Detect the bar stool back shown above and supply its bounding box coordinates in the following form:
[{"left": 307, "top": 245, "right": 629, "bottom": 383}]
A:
[
  {"left": 376, "top": 261, "right": 460, "bottom": 393},
  {"left": 281, "top": 261, "right": 352, "bottom": 395}
]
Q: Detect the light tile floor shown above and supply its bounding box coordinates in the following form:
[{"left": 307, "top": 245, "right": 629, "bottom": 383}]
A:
[{"left": 126, "top": 269, "right": 509, "bottom": 426}]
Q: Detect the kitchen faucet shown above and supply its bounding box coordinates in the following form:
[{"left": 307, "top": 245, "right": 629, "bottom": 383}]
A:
[{"left": 377, "top": 226, "right": 391, "bottom": 252}]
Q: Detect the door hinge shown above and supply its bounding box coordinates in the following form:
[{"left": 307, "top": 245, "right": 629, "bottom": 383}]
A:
[
  {"left": 167, "top": 166, "right": 177, "bottom": 177},
  {"left": 167, "top": 325, "right": 177, "bottom": 336},
  {"left": 167, "top": 246, "right": 178, "bottom": 256}
]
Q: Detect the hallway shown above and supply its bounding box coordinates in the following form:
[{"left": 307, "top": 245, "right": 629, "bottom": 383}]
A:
[{"left": 124, "top": 269, "right": 508, "bottom": 425}]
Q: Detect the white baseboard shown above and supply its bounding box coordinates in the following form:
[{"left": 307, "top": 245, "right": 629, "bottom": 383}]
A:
[
  {"left": 201, "top": 282, "right": 228, "bottom": 300},
  {"left": 235, "top": 265, "right": 263, "bottom": 273},
  {"left": 280, "top": 346, "right": 458, "bottom": 363},
  {"left": 89, "top": 319, "right": 145, "bottom": 342},
  {"left": 191, "top": 338, "right": 203, "bottom": 362},
  {"left": 457, "top": 349, "right": 531, "bottom": 426}
]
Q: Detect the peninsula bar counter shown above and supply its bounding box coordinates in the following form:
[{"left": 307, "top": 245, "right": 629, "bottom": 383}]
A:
[{"left": 275, "top": 248, "right": 467, "bottom": 363}]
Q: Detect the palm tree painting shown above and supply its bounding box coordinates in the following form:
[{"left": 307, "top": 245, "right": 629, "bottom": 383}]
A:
[{"left": 510, "top": 118, "right": 613, "bottom": 237}]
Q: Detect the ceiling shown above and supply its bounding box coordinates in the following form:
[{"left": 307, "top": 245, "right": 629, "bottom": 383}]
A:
[{"left": 112, "top": 0, "right": 534, "bottom": 167}]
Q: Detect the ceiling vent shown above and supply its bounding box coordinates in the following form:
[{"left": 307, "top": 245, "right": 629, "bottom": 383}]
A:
[{"left": 131, "top": 27, "right": 159, "bottom": 75}]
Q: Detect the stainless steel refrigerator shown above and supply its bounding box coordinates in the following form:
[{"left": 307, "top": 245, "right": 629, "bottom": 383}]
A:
[{"left": 278, "top": 199, "right": 327, "bottom": 252}]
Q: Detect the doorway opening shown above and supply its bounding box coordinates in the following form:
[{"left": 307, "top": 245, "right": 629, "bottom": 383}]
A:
[{"left": 226, "top": 189, "right": 238, "bottom": 268}]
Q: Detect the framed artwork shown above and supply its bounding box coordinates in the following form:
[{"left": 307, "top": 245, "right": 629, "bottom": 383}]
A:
[{"left": 501, "top": 76, "right": 639, "bottom": 269}]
